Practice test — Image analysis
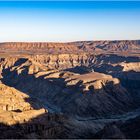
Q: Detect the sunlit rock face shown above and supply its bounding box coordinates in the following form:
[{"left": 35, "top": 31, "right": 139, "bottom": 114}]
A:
[
  {"left": 0, "top": 41, "right": 139, "bottom": 138},
  {"left": 0, "top": 83, "right": 47, "bottom": 125}
]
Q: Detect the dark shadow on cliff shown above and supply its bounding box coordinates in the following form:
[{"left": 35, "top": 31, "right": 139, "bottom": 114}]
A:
[
  {"left": 92, "top": 64, "right": 124, "bottom": 74},
  {"left": 0, "top": 112, "right": 69, "bottom": 139},
  {"left": 94, "top": 115, "right": 140, "bottom": 139},
  {"left": 64, "top": 65, "right": 90, "bottom": 74},
  {"left": 96, "top": 54, "right": 140, "bottom": 64},
  {"left": 117, "top": 71, "right": 140, "bottom": 105}
]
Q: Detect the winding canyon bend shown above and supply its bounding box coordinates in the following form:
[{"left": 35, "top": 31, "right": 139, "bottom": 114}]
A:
[{"left": 0, "top": 40, "right": 140, "bottom": 138}]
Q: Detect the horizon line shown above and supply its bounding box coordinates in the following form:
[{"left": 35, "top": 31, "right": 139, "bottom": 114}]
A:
[{"left": 0, "top": 39, "right": 140, "bottom": 44}]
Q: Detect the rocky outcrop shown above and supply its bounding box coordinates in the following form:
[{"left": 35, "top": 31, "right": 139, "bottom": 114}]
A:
[
  {"left": 0, "top": 83, "right": 31, "bottom": 112},
  {"left": 0, "top": 83, "right": 47, "bottom": 125},
  {"left": 120, "top": 62, "right": 140, "bottom": 72},
  {"left": 59, "top": 72, "right": 133, "bottom": 117}
]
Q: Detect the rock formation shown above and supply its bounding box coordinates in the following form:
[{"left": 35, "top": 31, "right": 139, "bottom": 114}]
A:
[{"left": 0, "top": 40, "right": 139, "bottom": 138}]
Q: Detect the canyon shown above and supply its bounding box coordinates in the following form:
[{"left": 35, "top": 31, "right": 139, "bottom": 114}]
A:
[{"left": 0, "top": 40, "right": 140, "bottom": 138}]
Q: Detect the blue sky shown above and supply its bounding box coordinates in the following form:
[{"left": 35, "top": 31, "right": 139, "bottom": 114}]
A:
[{"left": 0, "top": 1, "right": 140, "bottom": 42}]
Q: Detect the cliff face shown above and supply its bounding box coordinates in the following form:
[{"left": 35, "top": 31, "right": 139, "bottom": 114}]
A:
[
  {"left": 29, "top": 53, "right": 95, "bottom": 69},
  {"left": 0, "top": 41, "right": 140, "bottom": 138}
]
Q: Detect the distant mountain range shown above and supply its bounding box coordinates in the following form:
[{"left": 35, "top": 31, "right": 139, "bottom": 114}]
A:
[{"left": 0, "top": 40, "right": 140, "bottom": 55}]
